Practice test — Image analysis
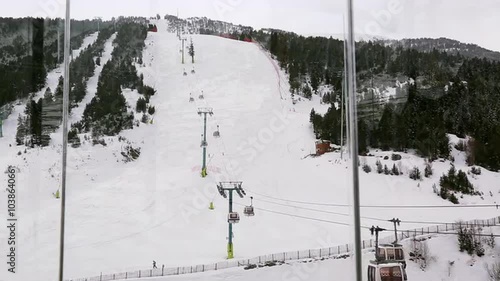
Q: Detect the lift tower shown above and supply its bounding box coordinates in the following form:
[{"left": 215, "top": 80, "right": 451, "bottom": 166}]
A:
[
  {"left": 197, "top": 107, "right": 213, "bottom": 177},
  {"left": 217, "top": 182, "right": 245, "bottom": 259}
]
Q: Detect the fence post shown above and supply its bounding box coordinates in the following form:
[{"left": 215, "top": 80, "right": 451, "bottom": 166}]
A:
[
  {"left": 100, "top": 272, "right": 102, "bottom": 281},
  {"left": 362, "top": 240, "right": 365, "bottom": 249},
  {"left": 113, "top": 274, "right": 115, "bottom": 280},
  {"left": 190, "top": 266, "right": 193, "bottom": 273},
  {"left": 215, "top": 263, "right": 217, "bottom": 271},
  {"left": 309, "top": 250, "right": 311, "bottom": 258},
  {"left": 177, "top": 267, "right": 179, "bottom": 275},
  {"left": 347, "top": 244, "right": 349, "bottom": 252},
  {"left": 126, "top": 272, "right": 127, "bottom": 279},
  {"left": 446, "top": 224, "right": 448, "bottom": 231},
  {"left": 338, "top": 245, "right": 340, "bottom": 254},
  {"left": 329, "top": 247, "right": 331, "bottom": 256},
  {"left": 139, "top": 271, "right": 141, "bottom": 278},
  {"left": 272, "top": 254, "right": 275, "bottom": 260}
]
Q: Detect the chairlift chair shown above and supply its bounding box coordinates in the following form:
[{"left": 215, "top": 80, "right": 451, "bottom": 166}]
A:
[
  {"left": 213, "top": 125, "right": 220, "bottom": 138},
  {"left": 198, "top": 91, "right": 204, "bottom": 99},
  {"left": 183, "top": 68, "right": 187, "bottom": 76},
  {"left": 228, "top": 212, "right": 240, "bottom": 223},
  {"left": 191, "top": 67, "right": 195, "bottom": 74},
  {"left": 244, "top": 196, "right": 254, "bottom": 216},
  {"left": 189, "top": 93, "right": 194, "bottom": 102}
]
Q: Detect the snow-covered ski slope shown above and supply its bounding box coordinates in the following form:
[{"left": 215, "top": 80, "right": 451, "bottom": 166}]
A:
[
  {"left": 127, "top": 227, "right": 500, "bottom": 281},
  {"left": 1, "top": 19, "right": 499, "bottom": 281}
]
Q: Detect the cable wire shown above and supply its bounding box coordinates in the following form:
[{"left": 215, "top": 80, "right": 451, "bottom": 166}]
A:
[
  {"left": 245, "top": 188, "right": 500, "bottom": 209},
  {"left": 253, "top": 197, "right": 458, "bottom": 225}
]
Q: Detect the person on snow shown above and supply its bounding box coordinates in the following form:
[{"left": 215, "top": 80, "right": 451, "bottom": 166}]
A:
[{"left": 153, "top": 260, "right": 157, "bottom": 269}]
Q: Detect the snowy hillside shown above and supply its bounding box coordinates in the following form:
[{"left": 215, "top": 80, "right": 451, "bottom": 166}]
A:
[
  {"left": 122, "top": 227, "right": 500, "bottom": 281},
  {"left": 0, "top": 18, "right": 499, "bottom": 281}
]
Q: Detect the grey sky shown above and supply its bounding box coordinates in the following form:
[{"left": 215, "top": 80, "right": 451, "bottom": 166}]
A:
[{"left": 1, "top": 0, "right": 499, "bottom": 51}]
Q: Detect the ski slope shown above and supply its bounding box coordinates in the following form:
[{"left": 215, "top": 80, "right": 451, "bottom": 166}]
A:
[
  {"left": 0, "top": 19, "right": 499, "bottom": 281},
  {"left": 126, "top": 227, "right": 500, "bottom": 281}
]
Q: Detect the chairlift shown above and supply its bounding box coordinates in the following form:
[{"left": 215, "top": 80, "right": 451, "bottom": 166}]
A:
[
  {"left": 198, "top": 90, "right": 204, "bottom": 99},
  {"left": 189, "top": 93, "right": 194, "bottom": 102},
  {"left": 244, "top": 196, "right": 254, "bottom": 216},
  {"left": 228, "top": 212, "right": 240, "bottom": 223},
  {"left": 213, "top": 125, "right": 220, "bottom": 138},
  {"left": 191, "top": 67, "right": 195, "bottom": 74},
  {"left": 183, "top": 68, "right": 187, "bottom": 76}
]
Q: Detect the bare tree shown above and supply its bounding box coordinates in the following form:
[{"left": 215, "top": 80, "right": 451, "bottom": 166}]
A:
[{"left": 486, "top": 261, "right": 500, "bottom": 281}]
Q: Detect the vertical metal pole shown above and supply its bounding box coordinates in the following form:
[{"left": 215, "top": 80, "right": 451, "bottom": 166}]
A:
[
  {"left": 393, "top": 221, "right": 398, "bottom": 243},
  {"left": 228, "top": 190, "right": 234, "bottom": 259},
  {"left": 343, "top": 27, "right": 350, "bottom": 157},
  {"left": 181, "top": 39, "right": 185, "bottom": 64},
  {"left": 58, "top": 1, "right": 70, "bottom": 281},
  {"left": 346, "top": 0, "right": 362, "bottom": 280},
  {"left": 202, "top": 113, "right": 207, "bottom": 177},
  {"left": 340, "top": 73, "right": 344, "bottom": 160}
]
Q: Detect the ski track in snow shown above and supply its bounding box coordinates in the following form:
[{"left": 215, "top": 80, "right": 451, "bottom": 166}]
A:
[{"left": 0, "top": 20, "right": 499, "bottom": 281}]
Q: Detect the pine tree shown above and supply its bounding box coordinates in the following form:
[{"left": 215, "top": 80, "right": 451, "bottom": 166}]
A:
[
  {"left": 376, "top": 160, "right": 383, "bottom": 174},
  {"left": 188, "top": 39, "right": 195, "bottom": 63},
  {"left": 384, "top": 164, "right": 390, "bottom": 175},
  {"left": 15, "top": 114, "right": 26, "bottom": 145},
  {"left": 44, "top": 87, "right": 53, "bottom": 102},
  {"left": 392, "top": 164, "right": 400, "bottom": 175},
  {"left": 148, "top": 106, "right": 155, "bottom": 115}
]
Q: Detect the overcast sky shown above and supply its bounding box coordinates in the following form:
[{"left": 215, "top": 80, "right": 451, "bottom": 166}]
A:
[{"left": 1, "top": 0, "right": 500, "bottom": 51}]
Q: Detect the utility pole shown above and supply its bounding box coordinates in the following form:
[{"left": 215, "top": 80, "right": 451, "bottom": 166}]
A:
[
  {"left": 58, "top": 1, "right": 71, "bottom": 280},
  {"left": 389, "top": 218, "right": 401, "bottom": 244},
  {"left": 340, "top": 68, "right": 345, "bottom": 160},
  {"left": 370, "top": 226, "right": 386, "bottom": 262},
  {"left": 197, "top": 107, "right": 213, "bottom": 177},
  {"left": 181, "top": 38, "right": 187, "bottom": 64},
  {"left": 217, "top": 182, "right": 246, "bottom": 259}
]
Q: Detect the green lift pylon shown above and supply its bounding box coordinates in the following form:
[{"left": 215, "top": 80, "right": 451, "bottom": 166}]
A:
[
  {"left": 217, "top": 182, "right": 245, "bottom": 259},
  {"left": 197, "top": 107, "right": 213, "bottom": 177}
]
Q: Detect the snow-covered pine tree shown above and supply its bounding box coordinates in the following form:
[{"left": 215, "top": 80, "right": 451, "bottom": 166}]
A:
[
  {"left": 188, "top": 39, "right": 195, "bottom": 63},
  {"left": 15, "top": 114, "right": 26, "bottom": 146}
]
